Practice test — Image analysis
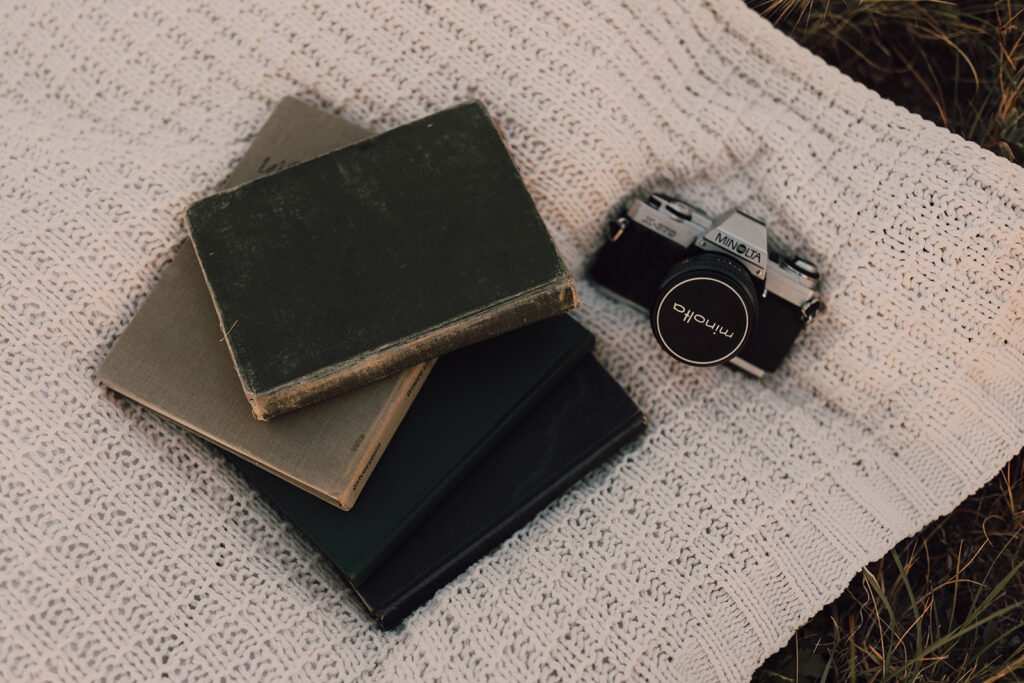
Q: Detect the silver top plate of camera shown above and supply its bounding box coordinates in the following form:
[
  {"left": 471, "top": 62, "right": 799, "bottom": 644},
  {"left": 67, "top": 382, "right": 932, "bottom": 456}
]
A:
[
  {"left": 696, "top": 211, "right": 768, "bottom": 280},
  {"left": 627, "top": 195, "right": 820, "bottom": 312}
]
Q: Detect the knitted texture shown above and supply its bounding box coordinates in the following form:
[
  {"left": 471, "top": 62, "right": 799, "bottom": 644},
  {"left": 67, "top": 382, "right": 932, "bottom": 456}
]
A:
[{"left": 2, "top": 1, "right": 1023, "bottom": 680}]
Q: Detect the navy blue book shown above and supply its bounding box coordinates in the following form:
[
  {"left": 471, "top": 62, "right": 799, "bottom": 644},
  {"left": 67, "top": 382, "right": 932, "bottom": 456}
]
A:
[
  {"left": 353, "top": 354, "right": 645, "bottom": 628},
  {"left": 234, "top": 315, "right": 594, "bottom": 584},
  {"left": 235, "top": 350, "right": 644, "bottom": 628}
]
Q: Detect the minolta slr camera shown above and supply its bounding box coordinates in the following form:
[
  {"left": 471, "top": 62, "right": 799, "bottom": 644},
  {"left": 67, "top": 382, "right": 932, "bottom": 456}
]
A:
[{"left": 590, "top": 194, "right": 822, "bottom": 376}]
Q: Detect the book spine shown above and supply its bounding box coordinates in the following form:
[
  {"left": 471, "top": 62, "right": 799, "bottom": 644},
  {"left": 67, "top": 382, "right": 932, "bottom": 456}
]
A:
[
  {"left": 333, "top": 358, "right": 436, "bottom": 509},
  {"left": 250, "top": 274, "right": 578, "bottom": 420}
]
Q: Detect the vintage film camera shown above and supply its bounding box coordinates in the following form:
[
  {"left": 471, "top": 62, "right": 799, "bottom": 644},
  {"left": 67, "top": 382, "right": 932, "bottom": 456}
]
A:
[{"left": 590, "top": 194, "right": 822, "bottom": 376}]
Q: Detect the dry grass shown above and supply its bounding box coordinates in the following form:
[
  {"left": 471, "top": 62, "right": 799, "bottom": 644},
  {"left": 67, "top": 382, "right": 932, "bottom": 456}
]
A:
[
  {"left": 751, "top": 0, "right": 1023, "bottom": 162},
  {"left": 754, "top": 451, "right": 1024, "bottom": 681},
  {"left": 746, "top": 1, "right": 1024, "bottom": 679}
]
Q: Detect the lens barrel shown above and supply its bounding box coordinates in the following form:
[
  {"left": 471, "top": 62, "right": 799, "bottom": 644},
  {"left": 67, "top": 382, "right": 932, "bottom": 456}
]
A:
[{"left": 651, "top": 253, "right": 759, "bottom": 365}]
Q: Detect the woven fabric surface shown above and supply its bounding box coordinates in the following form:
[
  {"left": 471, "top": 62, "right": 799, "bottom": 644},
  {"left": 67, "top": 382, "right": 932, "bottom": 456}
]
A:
[{"left": 2, "top": 0, "right": 1023, "bottom": 680}]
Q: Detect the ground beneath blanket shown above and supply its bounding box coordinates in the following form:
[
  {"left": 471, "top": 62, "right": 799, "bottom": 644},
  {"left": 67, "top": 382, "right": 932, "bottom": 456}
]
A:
[{"left": 750, "top": 0, "right": 1024, "bottom": 678}]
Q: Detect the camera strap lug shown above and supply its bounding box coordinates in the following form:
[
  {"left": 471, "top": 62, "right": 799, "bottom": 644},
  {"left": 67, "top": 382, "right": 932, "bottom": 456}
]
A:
[
  {"left": 800, "top": 298, "right": 821, "bottom": 323},
  {"left": 608, "top": 217, "right": 629, "bottom": 242}
]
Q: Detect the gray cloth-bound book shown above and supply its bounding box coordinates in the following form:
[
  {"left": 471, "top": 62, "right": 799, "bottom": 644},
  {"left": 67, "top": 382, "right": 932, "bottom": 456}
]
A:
[
  {"left": 98, "top": 98, "right": 433, "bottom": 510},
  {"left": 186, "top": 101, "right": 578, "bottom": 420}
]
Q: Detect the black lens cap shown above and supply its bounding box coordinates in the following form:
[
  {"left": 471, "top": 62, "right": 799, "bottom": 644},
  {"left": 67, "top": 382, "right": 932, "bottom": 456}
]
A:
[{"left": 651, "top": 252, "right": 759, "bottom": 365}]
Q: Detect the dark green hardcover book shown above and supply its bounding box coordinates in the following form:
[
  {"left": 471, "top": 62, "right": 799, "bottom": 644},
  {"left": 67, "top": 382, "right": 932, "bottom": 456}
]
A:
[
  {"left": 235, "top": 315, "right": 594, "bottom": 584},
  {"left": 187, "top": 101, "right": 578, "bottom": 420},
  {"left": 354, "top": 355, "right": 646, "bottom": 629}
]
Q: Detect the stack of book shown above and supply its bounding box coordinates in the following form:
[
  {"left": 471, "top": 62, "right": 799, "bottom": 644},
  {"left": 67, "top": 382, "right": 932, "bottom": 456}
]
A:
[{"left": 99, "top": 98, "right": 646, "bottom": 629}]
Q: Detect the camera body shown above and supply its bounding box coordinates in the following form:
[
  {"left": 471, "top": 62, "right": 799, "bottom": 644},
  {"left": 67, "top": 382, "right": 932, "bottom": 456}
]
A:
[{"left": 589, "top": 194, "right": 822, "bottom": 376}]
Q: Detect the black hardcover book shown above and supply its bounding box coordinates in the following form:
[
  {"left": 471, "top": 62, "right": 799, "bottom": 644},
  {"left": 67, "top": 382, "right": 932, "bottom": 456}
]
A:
[
  {"left": 235, "top": 315, "right": 594, "bottom": 584},
  {"left": 353, "top": 354, "right": 645, "bottom": 628},
  {"left": 187, "top": 101, "right": 578, "bottom": 420}
]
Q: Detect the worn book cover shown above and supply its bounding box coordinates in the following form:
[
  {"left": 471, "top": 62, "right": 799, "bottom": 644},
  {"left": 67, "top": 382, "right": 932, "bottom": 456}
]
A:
[
  {"left": 99, "top": 97, "right": 432, "bottom": 510},
  {"left": 233, "top": 314, "right": 595, "bottom": 585},
  {"left": 187, "top": 100, "right": 578, "bottom": 420},
  {"left": 353, "top": 354, "right": 646, "bottom": 629}
]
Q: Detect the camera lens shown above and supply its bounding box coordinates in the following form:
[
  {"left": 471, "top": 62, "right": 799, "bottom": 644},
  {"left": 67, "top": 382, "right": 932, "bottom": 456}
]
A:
[{"left": 650, "top": 253, "right": 759, "bottom": 366}]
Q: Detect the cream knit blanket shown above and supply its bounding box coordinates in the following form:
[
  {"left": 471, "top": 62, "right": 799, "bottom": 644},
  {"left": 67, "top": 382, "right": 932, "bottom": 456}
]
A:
[{"left": 2, "top": 1, "right": 1023, "bottom": 680}]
